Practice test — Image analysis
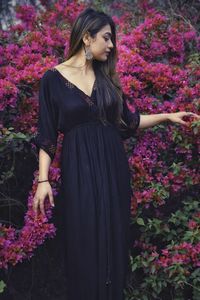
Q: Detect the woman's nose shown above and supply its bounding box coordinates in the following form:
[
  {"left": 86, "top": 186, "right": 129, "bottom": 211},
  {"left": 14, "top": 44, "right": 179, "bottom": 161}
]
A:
[{"left": 109, "top": 40, "right": 114, "bottom": 49}]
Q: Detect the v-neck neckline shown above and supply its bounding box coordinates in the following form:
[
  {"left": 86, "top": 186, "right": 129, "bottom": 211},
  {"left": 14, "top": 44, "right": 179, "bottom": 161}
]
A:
[{"left": 53, "top": 67, "right": 96, "bottom": 99}]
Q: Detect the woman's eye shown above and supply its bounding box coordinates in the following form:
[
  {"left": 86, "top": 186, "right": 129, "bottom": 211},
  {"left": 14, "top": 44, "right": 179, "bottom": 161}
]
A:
[{"left": 104, "top": 37, "right": 109, "bottom": 41}]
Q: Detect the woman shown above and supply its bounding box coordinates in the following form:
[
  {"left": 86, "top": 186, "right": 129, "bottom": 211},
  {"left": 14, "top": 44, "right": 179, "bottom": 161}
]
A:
[{"left": 32, "top": 7, "right": 199, "bottom": 300}]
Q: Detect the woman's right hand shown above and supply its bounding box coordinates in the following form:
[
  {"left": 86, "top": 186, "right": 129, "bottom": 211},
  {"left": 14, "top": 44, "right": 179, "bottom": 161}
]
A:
[{"left": 32, "top": 181, "right": 55, "bottom": 218}]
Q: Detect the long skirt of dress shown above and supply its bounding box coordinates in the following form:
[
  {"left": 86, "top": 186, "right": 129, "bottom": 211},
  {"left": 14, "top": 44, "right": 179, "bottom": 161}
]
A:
[{"left": 58, "top": 120, "right": 133, "bottom": 300}]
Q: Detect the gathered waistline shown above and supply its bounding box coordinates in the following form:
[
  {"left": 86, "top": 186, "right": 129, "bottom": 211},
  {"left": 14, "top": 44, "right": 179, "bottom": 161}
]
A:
[{"left": 65, "top": 120, "right": 117, "bottom": 136}]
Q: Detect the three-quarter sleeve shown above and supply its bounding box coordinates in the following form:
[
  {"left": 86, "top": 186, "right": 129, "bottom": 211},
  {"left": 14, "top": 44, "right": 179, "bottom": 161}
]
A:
[
  {"left": 33, "top": 72, "right": 58, "bottom": 161},
  {"left": 119, "top": 93, "right": 140, "bottom": 140}
]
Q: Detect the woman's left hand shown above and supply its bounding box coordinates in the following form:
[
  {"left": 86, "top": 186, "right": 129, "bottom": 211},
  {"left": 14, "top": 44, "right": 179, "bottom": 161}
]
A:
[{"left": 168, "top": 111, "right": 200, "bottom": 126}]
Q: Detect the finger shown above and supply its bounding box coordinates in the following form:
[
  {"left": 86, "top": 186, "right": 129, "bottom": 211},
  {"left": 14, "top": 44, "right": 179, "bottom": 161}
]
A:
[
  {"left": 178, "top": 120, "right": 188, "bottom": 126},
  {"left": 39, "top": 199, "right": 46, "bottom": 217},
  {"left": 33, "top": 198, "right": 39, "bottom": 215},
  {"left": 194, "top": 114, "right": 200, "bottom": 119},
  {"left": 48, "top": 192, "right": 55, "bottom": 207},
  {"left": 32, "top": 204, "right": 37, "bottom": 217},
  {"left": 187, "top": 112, "right": 200, "bottom": 118}
]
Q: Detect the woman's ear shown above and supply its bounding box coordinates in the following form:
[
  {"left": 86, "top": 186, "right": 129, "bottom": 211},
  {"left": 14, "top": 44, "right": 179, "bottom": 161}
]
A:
[{"left": 82, "top": 31, "right": 91, "bottom": 46}]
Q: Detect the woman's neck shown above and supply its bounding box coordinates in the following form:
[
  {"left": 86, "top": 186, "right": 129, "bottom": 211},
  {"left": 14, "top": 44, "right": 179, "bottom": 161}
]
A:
[{"left": 63, "top": 48, "right": 94, "bottom": 75}]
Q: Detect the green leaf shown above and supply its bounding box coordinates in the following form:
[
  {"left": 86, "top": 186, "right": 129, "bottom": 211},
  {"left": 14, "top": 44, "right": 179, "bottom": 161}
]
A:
[
  {"left": 137, "top": 218, "right": 145, "bottom": 226},
  {"left": 151, "top": 265, "right": 156, "bottom": 274},
  {"left": 142, "top": 260, "right": 148, "bottom": 267},
  {"left": 142, "top": 295, "right": 148, "bottom": 300},
  {"left": 131, "top": 263, "right": 138, "bottom": 271},
  {"left": 0, "top": 280, "right": 6, "bottom": 293}
]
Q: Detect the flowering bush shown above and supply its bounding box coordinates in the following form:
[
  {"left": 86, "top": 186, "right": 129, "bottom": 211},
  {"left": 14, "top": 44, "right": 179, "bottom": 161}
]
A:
[
  {"left": 114, "top": 2, "right": 200, "bottom": 298},
  {"left": 0, "top": 0, "right": 200, "bottom": 298},
  {"left": 125, "top": 195, "right": 200, "bottom": 299}
]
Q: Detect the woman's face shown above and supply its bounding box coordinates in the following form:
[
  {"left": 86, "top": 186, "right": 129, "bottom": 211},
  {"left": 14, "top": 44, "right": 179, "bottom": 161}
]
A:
[{"left": 88, "top": 24, "right": 114, "bottom": 61}]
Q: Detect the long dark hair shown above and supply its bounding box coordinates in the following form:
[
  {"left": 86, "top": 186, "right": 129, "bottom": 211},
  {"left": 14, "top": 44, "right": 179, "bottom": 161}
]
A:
[{"left": 65, "top": 7, "right": 124, "bottom": 127}]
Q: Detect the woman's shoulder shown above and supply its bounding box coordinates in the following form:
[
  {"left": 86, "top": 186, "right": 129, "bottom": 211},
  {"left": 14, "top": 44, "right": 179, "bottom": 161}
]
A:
[
  {"left": 42, "top": 62, "right": 71, "bottom": 78},
  {"left": 40, "top": 66, "right": 60, "bottom": 83},
  {"left": 40, "top": 62, "right": 74, "bottom": 86}
]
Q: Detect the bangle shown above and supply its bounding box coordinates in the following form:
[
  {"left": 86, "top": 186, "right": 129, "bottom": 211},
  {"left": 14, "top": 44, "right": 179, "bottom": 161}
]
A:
[{"left": 38, "top": 179, "right": 49, "bottom": 183}]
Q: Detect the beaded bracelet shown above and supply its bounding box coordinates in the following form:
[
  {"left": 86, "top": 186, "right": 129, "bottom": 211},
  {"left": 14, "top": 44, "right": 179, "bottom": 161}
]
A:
[{"left": 38, "top": 179, "right": 49, "bottom": 183}]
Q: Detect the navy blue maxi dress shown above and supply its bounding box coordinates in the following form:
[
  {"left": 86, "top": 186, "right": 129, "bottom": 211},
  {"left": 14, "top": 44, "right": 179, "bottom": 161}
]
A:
[{"left": 34, "top": 67, "right": 140, "bottom": 300}]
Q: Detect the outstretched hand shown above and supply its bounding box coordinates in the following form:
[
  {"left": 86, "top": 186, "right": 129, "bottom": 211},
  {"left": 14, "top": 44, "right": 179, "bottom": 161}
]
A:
[{"left": 168, "top": 111, "right": 200, "bottom": 126}]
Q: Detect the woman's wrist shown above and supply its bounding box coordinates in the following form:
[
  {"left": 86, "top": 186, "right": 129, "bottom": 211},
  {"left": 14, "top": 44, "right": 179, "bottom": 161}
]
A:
[
  {"left": 38, "top": 179, "right": 49, "bottom": 183},
  {"left": 165, "top": 113, "right": 171, "bottom": 122},
  {"left": 38, "top": 175, "right": 49, "bottom": 181},
  {"left": 38, "top": 175, "right": 49, "bottom": 183}
]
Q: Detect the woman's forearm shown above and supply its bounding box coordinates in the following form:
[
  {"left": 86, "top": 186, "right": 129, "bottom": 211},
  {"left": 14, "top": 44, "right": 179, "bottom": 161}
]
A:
[
  {"left": 38, "top": 149, "right": 51, "bottom": 180},
  {"left": 139, "top": 113, "right": 170, "bottom": 129}
]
